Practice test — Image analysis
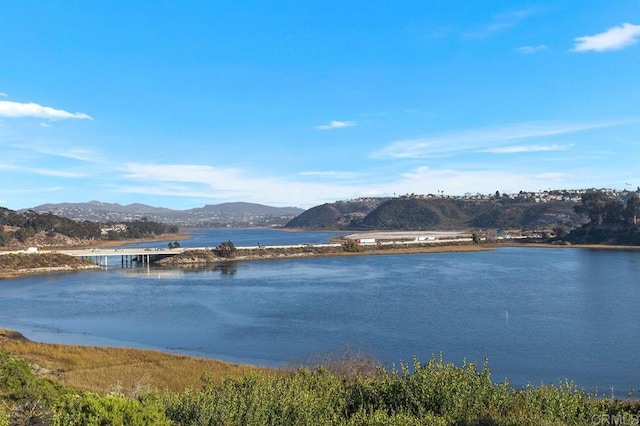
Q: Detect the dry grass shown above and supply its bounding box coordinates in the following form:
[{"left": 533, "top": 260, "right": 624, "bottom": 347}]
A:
[{"left": 0, "top": 329, "right": 272, "bottom": 395}]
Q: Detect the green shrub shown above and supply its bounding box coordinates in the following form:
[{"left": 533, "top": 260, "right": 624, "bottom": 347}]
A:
[
  {"left": 214, "top": 240, "right": 237, "bottom": 258},
  {"left": 0, "top": 351, "right": 65, "bottom": 405},
  {"left": 160, "top": 354, "right": 625, "bottom": 425},
  {"left": 52, "top": 393, "right": 170, "bottom": 426},
  {"left": 342, "top": 240, "right": 364, "bottom": 252}
]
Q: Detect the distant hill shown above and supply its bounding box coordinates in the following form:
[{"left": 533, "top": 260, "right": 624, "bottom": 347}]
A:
[
  {"left": 24, "top": 201, "right": 304, "bottom": 228},
  {"left": 285, "top": 198, "right": 386, "bottom": 229},
  {"left": 189, "top": 202, "right": 303, "bottom": 216},
  {"left": 357, "top": 198, "right": 470, "bottom": 230},
  {"left": 0, "top": 206, "right": 177, "bottom": 250},
  {"left": 285, "top": 196, "right": 584, "bottom": 230}
]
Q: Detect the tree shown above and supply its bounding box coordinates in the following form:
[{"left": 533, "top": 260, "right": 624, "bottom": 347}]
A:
[
  {"left": 214, "top": 240, "right": 236, "bottom": 258},
  {"left": 552, "top": 224, "right": 569, "bottom": 238},
  {"left": 625, "top": 193, "right": 640, "bottom": 225},
  {"left": 602, "top": 199, "right": 625, "bottom": 224},
  {"left": 574, "top": 191, "right": 609, "bottom": 225},
  {"left": 341, "top": 240, "right": 364, "bottom": 252},
  {"left": 14, "top": 227, "right": 35, "bottom": 243},
  {"left": 0, "top": 225, "right": 7, "bottom": 247}
]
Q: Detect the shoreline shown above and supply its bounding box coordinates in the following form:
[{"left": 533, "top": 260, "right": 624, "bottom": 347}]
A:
[{"left": 4, "top": 231, "right": 640, "bottom": 278}]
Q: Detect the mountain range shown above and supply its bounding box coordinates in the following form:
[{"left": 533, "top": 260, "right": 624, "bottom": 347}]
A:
[{"left": 23, "top": 201, "right": 304, "bottom": 228}]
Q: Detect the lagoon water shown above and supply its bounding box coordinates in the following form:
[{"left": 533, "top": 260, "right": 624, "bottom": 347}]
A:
[
  {"left": 1, "top": 229, "right": 639, "bottom": 395},
  {"left": 123, "top": 228, "right": 347, "bottom": 249}
]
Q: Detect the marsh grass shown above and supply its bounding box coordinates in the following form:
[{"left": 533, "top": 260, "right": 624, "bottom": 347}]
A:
[{"left": 0, "top": 330, "right": 268, "bottom": 395}]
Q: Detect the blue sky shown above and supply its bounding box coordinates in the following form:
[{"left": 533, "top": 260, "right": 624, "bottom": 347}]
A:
[{"left": 1, "top": 1, "right": 639, "bottom": 210}]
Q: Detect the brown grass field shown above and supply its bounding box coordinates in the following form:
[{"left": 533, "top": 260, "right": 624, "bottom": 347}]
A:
[{"left": 0, "top": 329, "right": 272, "bottom": 396}]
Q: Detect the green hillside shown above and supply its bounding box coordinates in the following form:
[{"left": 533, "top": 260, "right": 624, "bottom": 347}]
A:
[
  {"left": 287, "top": 196, "right": 583, "bottom": 231},
  {"left": 285, "top": 198, "right": 386, "bottom": 229}
]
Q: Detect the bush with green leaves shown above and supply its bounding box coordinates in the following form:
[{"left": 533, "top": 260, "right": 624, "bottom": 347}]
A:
[
  {"left": 0, "top": 351, "right": 65, "bottom": 405},
  {"left": 214, "top": 240, "right": 237, "bottom": 258},
  {"left": 52, "top": 393, "right": 170, "bottom": 426},
  {"left": 159, "top": 354, "right": 615, "bottom": 425},
  {"left": 341, "top": 240, "right": 364, "bottom": 252}
]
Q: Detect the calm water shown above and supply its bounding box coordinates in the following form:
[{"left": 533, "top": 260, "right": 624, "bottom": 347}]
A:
[
  {"left": 124, "top": 228, "right": 347, "bottom": 249},
  {"left": 1, "top": 234, "right": 639, "bottom": 395}
]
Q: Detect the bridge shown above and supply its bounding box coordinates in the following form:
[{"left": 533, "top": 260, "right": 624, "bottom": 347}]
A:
[
  {"left": 42, "top": 247, "right": 189, "bottom": 266},
  {"left": 42, "top": 244, "right": 344, "bottom": 266}
]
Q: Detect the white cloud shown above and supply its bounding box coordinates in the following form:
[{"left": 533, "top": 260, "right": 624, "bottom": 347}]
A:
[
  {"left": 515, "top": 45, "right": 548, "bottom": 54},
  {"left": 119, "top": 163, "right": 358, "bottom": 207},
  {"left": 371, "top": 121, "right": 624, "bottom": 159},
  {"left": 36, "top": 146, "right": 102, "bottom": 163},
  {"left": 572, "top": 23, "right": 640, "bottom": 52},
  {"left": 29, "top": 168, "right": 85, "bottom": 178},
  {"left": 464, "top": 8, "right": 537, "bottom": 38},
  {"left": 384, "top": 166, "right": 588, "bottom": 197},
  {"left": 0, "top": 100, "right": 92, "bottom": 120},
  {"left": 316, "top": 120, "right": 356, "bottom": 130},
  {"left": 533, "top": 172, "right": 566, "bottom": 180},
  {"left": 0, "top": 163, "right": 84, "bottom": 178},
  {"left": 299, "top": 171, "right": 358, "bottom": 179},
  {"left": 0, "top": 186, "right": 65, "bottom": 195},
  {"left": 483, "top": 144, "right": 569, "bottom": 154},
  {"left": 0, "top": 93, "right": 7, "bottom": 97}
]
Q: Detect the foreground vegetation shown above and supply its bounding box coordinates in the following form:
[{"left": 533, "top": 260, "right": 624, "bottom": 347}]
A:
[{"left": 1, "top": 331, "right": 639, "bottom": 425}]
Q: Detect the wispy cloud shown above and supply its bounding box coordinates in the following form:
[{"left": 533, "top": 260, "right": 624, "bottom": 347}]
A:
[
  {"left": 371, "top": 121, "right": 624, "bottom": 159},
  {"left": 464, "top": 8, "right": 537, "bottom": 39},
  {"left": 0, "top": 100, "right": 92, "bottom": 120},
  {"left": 120, "top": 163, "right": 351, "bottom": 207},
  {"left": 316, "top": 120, "right": 356, "bottom": 130},
  {"left": 515, "top": 45, "right": 548, "bottom": 54},
  {"left": 389, "top": 166, "right": 582, "bottom": 196},
  {"left": 0, "top": 163, "right": 85, "bottom": 178},
  {"left": 572, "top": 23, "right": 640, "bottom": 52},
  {"left": 483, "top": 144, "right": 569, "bottom": 154},
  {"left": 36, "top": 146, "right": 102, "bottom": 163},
  {"left": 118, "top": 163, "right": 409, "bottom": 207},
  {"left": 533, "top": 172, "right": 566, "bottom": 180},
  {"left": 299, "top": 171, "right": 358, "bottom": 179},
  {"left": 0, "top": 93, "right": 7, "bottom": 97},
  {"left": 0, "top": 186, "right": 65, "bottom": 195}
]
